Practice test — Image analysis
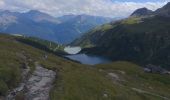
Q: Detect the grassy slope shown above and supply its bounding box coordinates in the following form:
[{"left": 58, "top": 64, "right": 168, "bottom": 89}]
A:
[
  {"left": 16, "top": 36, "right": 66, "bottom": 54},
  {"left": 21, "top": 37, "right": 64, "bottom": 51},
  {"left": 0, "top": 35, "right": 39, "bottom": 95},
  {"left": 0, "top": 34, "right": 170, "bottom": 100},
  {"left": 96, "top": 62, "right": 170, "bottom": 99}
]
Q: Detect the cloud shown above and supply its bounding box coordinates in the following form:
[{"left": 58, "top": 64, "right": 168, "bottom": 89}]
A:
[{"left": 0, "top": 0, "right": 169, "bottom": 18}]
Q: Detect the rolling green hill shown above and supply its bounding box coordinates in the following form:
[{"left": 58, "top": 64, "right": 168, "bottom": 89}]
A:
[
  {"left": 15, "top": 36, "right": 66, "bottom": 55},
  {"left": 0, "top": 34, "right": 170, "bottom": 100}
]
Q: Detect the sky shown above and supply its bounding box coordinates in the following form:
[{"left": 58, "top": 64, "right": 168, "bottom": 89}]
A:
[{"left": 0, "top": 0, "right": 170, "bottom": 18}]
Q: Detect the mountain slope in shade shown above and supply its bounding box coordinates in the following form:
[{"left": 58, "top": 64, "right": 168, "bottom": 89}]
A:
[
  {"left": 71, "top": 2, "right": 170, "bottom": 69},
  {"left": 0, "top": 10, "right": 61, "bottom": 43},
  {"left": 55, "top": 14, "right": 113, "bottom": 43},
  {"left": 0, "top": 10, "right": 113, "bottom": 44},
  {"left": 57, "top": 14, "right": 77, "bottom": 22}
]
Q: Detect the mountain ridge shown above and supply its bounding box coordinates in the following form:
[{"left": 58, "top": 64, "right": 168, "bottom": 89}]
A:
[
  {"left": 0, "top": 9, "right": 113, "bottom": 44},
  {"left": 155, "top": 2, "right": 170, "bottom": 17},
  {"left": 21, "top": 10, "right": 60, "bottom": 24}
]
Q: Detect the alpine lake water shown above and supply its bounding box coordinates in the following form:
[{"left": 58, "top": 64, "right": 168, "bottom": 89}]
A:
[{"left": 64, "top": 46, "right": 111, "bottom": 65}]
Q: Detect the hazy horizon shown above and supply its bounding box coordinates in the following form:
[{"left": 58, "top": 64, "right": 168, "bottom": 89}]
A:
[{"left": 0, "top": 0, "right": 170, "bottom": 18}]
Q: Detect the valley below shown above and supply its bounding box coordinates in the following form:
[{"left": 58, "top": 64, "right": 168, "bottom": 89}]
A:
[
  {"left": 1, "top": 1, "right": 170, "bottom": 100},
  {"left": 0, "top": 34, "right": 170, "bottom": 100}
]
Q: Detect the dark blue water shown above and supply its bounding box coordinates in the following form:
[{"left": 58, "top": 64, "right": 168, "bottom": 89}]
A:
[{"left": 65, "top": 54, "right": 111, "bottom": 65}]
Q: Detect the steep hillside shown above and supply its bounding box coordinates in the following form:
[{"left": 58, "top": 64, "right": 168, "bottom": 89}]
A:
[
  {"left": 155, "top": 2, "right": 170, "bottom": 17},
  {"left": 71, "top": 2, "right": 170, "bottom": 69},
  {"left": 0, "top": 34, "right": 170, "bottom": 100}
]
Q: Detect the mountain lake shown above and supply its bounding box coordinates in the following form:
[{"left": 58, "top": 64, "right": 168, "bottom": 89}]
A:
[{"left": 64, "top": 46, "right": 111, "bottom": 65}]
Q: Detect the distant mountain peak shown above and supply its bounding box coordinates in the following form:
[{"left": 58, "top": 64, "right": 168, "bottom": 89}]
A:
[
  {"left": 23, "top": 10, "right": 60, "bottom": 24},
  {"left": 1, "top": 10, "right": 11, "bottom": 13},
  {"left": 27, "top": 10, "right": 48, "bottom": 16},
  {"left": 0, "top": 10, "right": 20, "bottom": 16},
  {"left": 131, "top": 7, "right": 153, "bottom": 17},
  {"left": 155, "top": 2, "right": 170, "bottom": 17},
  {"left": 28, "top": 10, "right": 40, "bottom": 13},
  {"left": 163, "top": 2, "right": 170, "bottom": 9}
]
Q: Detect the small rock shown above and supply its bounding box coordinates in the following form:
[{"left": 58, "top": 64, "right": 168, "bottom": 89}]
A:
[
  {"left": 103, "top": 93, "right": 108, "bottom": 98},
  {"left": 108, "top": 73, "right": 119, "bottom": 80}
]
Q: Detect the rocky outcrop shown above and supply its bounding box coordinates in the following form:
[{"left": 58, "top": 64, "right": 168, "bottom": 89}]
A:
[{"left": 144, "top": 64, "right": 170, "bottom": 75}]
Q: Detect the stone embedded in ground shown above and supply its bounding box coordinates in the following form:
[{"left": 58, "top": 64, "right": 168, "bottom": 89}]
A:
[{"left": 108, "top": 73, "right": 119, "bottom": 80}]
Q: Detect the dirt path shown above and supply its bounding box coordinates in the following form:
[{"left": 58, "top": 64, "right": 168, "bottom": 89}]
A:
[
  {"left": 6, "top": 62, "right": 56, "bottom": 100},
  {"left": 25, "top": 62, "right": 56, "bottom": 100}
]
